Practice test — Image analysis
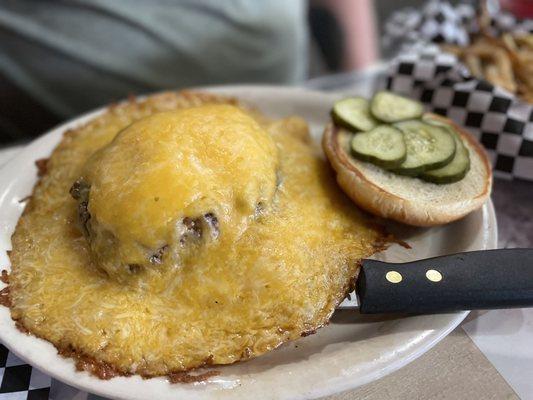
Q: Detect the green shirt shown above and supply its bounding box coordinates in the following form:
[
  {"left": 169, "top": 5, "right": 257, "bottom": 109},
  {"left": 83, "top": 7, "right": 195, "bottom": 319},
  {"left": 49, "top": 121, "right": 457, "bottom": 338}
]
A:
[{"left": 0, "top": 0, "right": 308, "bottom": 118}]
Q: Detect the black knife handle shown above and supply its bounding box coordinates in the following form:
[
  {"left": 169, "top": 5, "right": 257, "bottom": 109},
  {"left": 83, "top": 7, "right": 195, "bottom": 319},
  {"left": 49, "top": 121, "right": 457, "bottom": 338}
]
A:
[{"left": 356, "top": 249, "right": 533, "bottom": 314}]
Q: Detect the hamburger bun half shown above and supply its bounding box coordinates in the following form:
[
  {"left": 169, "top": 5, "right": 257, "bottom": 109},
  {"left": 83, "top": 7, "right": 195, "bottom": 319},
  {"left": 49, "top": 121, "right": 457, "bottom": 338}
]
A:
[{"left": 322, "top": 113, "right": 492, "bottom": 227}]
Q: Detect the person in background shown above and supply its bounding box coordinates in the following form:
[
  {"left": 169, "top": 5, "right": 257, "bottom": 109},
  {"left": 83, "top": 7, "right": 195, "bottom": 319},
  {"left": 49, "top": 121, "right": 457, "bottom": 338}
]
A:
[
  {"left": 3, "top": 1, "right": 526, "bottom": 144},
  {"left": 0, "top": 0, "right": 308, "bottom": 142},
  {"left": 308, "top": 0, "right": 379, "bottom": 76}
]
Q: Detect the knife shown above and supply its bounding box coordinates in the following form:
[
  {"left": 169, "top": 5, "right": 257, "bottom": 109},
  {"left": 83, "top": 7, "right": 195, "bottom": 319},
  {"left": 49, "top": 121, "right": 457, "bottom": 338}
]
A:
[{"left": 339, "top": 248, "right": 533, "bottom": 314}]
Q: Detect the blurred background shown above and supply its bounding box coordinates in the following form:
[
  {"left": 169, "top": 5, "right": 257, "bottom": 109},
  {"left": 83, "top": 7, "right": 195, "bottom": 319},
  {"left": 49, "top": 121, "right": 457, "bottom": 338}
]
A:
[{"left": 0, "top": 0, "right": 530, "bottom": 141}]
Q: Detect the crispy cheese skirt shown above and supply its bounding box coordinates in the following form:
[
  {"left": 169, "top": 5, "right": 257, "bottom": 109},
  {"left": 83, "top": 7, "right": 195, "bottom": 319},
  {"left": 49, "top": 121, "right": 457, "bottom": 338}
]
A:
[{"left": 9, "top": 92, "right": 384, "bottom": 377}]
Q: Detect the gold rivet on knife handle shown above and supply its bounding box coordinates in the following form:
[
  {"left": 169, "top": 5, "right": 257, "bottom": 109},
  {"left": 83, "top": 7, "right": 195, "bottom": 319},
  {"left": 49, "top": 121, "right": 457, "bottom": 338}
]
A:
[
  {"left": 426, "top": 269, "right": 443, "bottom": 282},
  {"left": 385, "top": 271, "right": 402, "bottom": 284}
]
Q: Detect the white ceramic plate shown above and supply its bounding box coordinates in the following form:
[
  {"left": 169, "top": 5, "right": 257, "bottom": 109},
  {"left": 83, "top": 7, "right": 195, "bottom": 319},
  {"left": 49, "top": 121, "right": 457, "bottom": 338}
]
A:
[{"left": 0, "top": 86, "right": 497, "bottom": 400}]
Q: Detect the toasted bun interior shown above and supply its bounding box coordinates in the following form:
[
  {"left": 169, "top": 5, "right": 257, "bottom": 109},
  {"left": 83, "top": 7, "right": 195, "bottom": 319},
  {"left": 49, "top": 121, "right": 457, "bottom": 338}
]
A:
[{"left": 322, "top": 113, "right": 492, "bottom": 226}]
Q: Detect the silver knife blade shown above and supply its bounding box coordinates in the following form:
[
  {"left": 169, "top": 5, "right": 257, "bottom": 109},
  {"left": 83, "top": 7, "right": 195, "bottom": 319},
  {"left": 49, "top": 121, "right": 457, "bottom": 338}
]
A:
[{"left": 338, "top": 290, "right": 359, "bottom": 309}]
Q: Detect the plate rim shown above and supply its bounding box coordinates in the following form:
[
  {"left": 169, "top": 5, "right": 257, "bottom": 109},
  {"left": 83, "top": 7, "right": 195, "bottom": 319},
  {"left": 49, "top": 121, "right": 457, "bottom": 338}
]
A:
[{"left": 0, "top": 85, "right": 498, "bottom": 400}]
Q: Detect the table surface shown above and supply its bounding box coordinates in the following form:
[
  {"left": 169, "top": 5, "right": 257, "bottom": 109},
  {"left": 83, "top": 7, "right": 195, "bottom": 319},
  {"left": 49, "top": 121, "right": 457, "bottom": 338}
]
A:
[{"left": 0, "top": 79, "right": 532, "bottom": 399}]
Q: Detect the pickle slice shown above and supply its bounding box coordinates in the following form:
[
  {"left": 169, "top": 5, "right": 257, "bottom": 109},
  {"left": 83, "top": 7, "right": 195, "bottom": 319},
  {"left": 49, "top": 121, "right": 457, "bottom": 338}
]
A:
[
  {"left": 350, "top": 125, "right": 407, "bottom": 169},
  {"left": 370, "top": 91, "right": 424, "bottom": 123},
  {"left": 331, "top": 97, "right": 378, "bottom": 132},
  {"left": 421, "top": 117, "right": 471, "bottom": 184},
  {"left": 393, "top": 120, "right": 456, "bottom": 176}
]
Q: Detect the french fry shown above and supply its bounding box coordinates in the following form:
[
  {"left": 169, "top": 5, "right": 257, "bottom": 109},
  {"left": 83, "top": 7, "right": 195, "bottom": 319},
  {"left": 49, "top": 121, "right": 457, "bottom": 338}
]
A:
[
  {"left": 514, "top": 34, "right": 533, "bottom": 49},
  {"left": 439, "top": 7, "right": 533, "bottom": 103},
  {"left": 464, "top": 54, "right": 484, "bottom": 78},
  {"left": 478, "top": 0, "right": 491, "bottom": 35},
  {"left": 502, "top": 33, "right": 518, "bottom": 51},
  {"left": 485, "top": 64, "right": 516, "bottom": 92}
]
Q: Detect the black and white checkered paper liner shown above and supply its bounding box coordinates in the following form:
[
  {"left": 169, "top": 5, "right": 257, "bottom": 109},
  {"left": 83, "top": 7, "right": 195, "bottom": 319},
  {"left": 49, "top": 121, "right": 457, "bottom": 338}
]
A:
[
  {"left": 0, "top": 344, "right": 101, "bottom": 399},
  {"left": 0, "top": 344, "right": 51, "bottom": 400},
  {"left": 382, "top": 1, "right": 533, "bottom": 181},
  {"left": 384, "top": 0, "right": 533, "bottom": 50},
  {"left": 382, "top": 45, "right": 533, "bottom": 180}
]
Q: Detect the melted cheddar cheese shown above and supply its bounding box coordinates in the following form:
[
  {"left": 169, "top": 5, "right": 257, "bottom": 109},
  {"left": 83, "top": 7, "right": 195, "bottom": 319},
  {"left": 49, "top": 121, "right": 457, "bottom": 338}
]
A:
[
  {"left": 9, "top": 92, "right": 384, "bottom": 377},
  {"left": 80, "top": 105, "right": 279, "bottom": 281}
]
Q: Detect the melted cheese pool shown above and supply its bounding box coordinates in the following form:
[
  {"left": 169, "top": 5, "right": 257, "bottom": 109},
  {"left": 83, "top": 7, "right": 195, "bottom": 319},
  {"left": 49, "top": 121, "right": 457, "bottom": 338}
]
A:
[{"left": 8, "top": 92, "right": 384, "bottom": 377}]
